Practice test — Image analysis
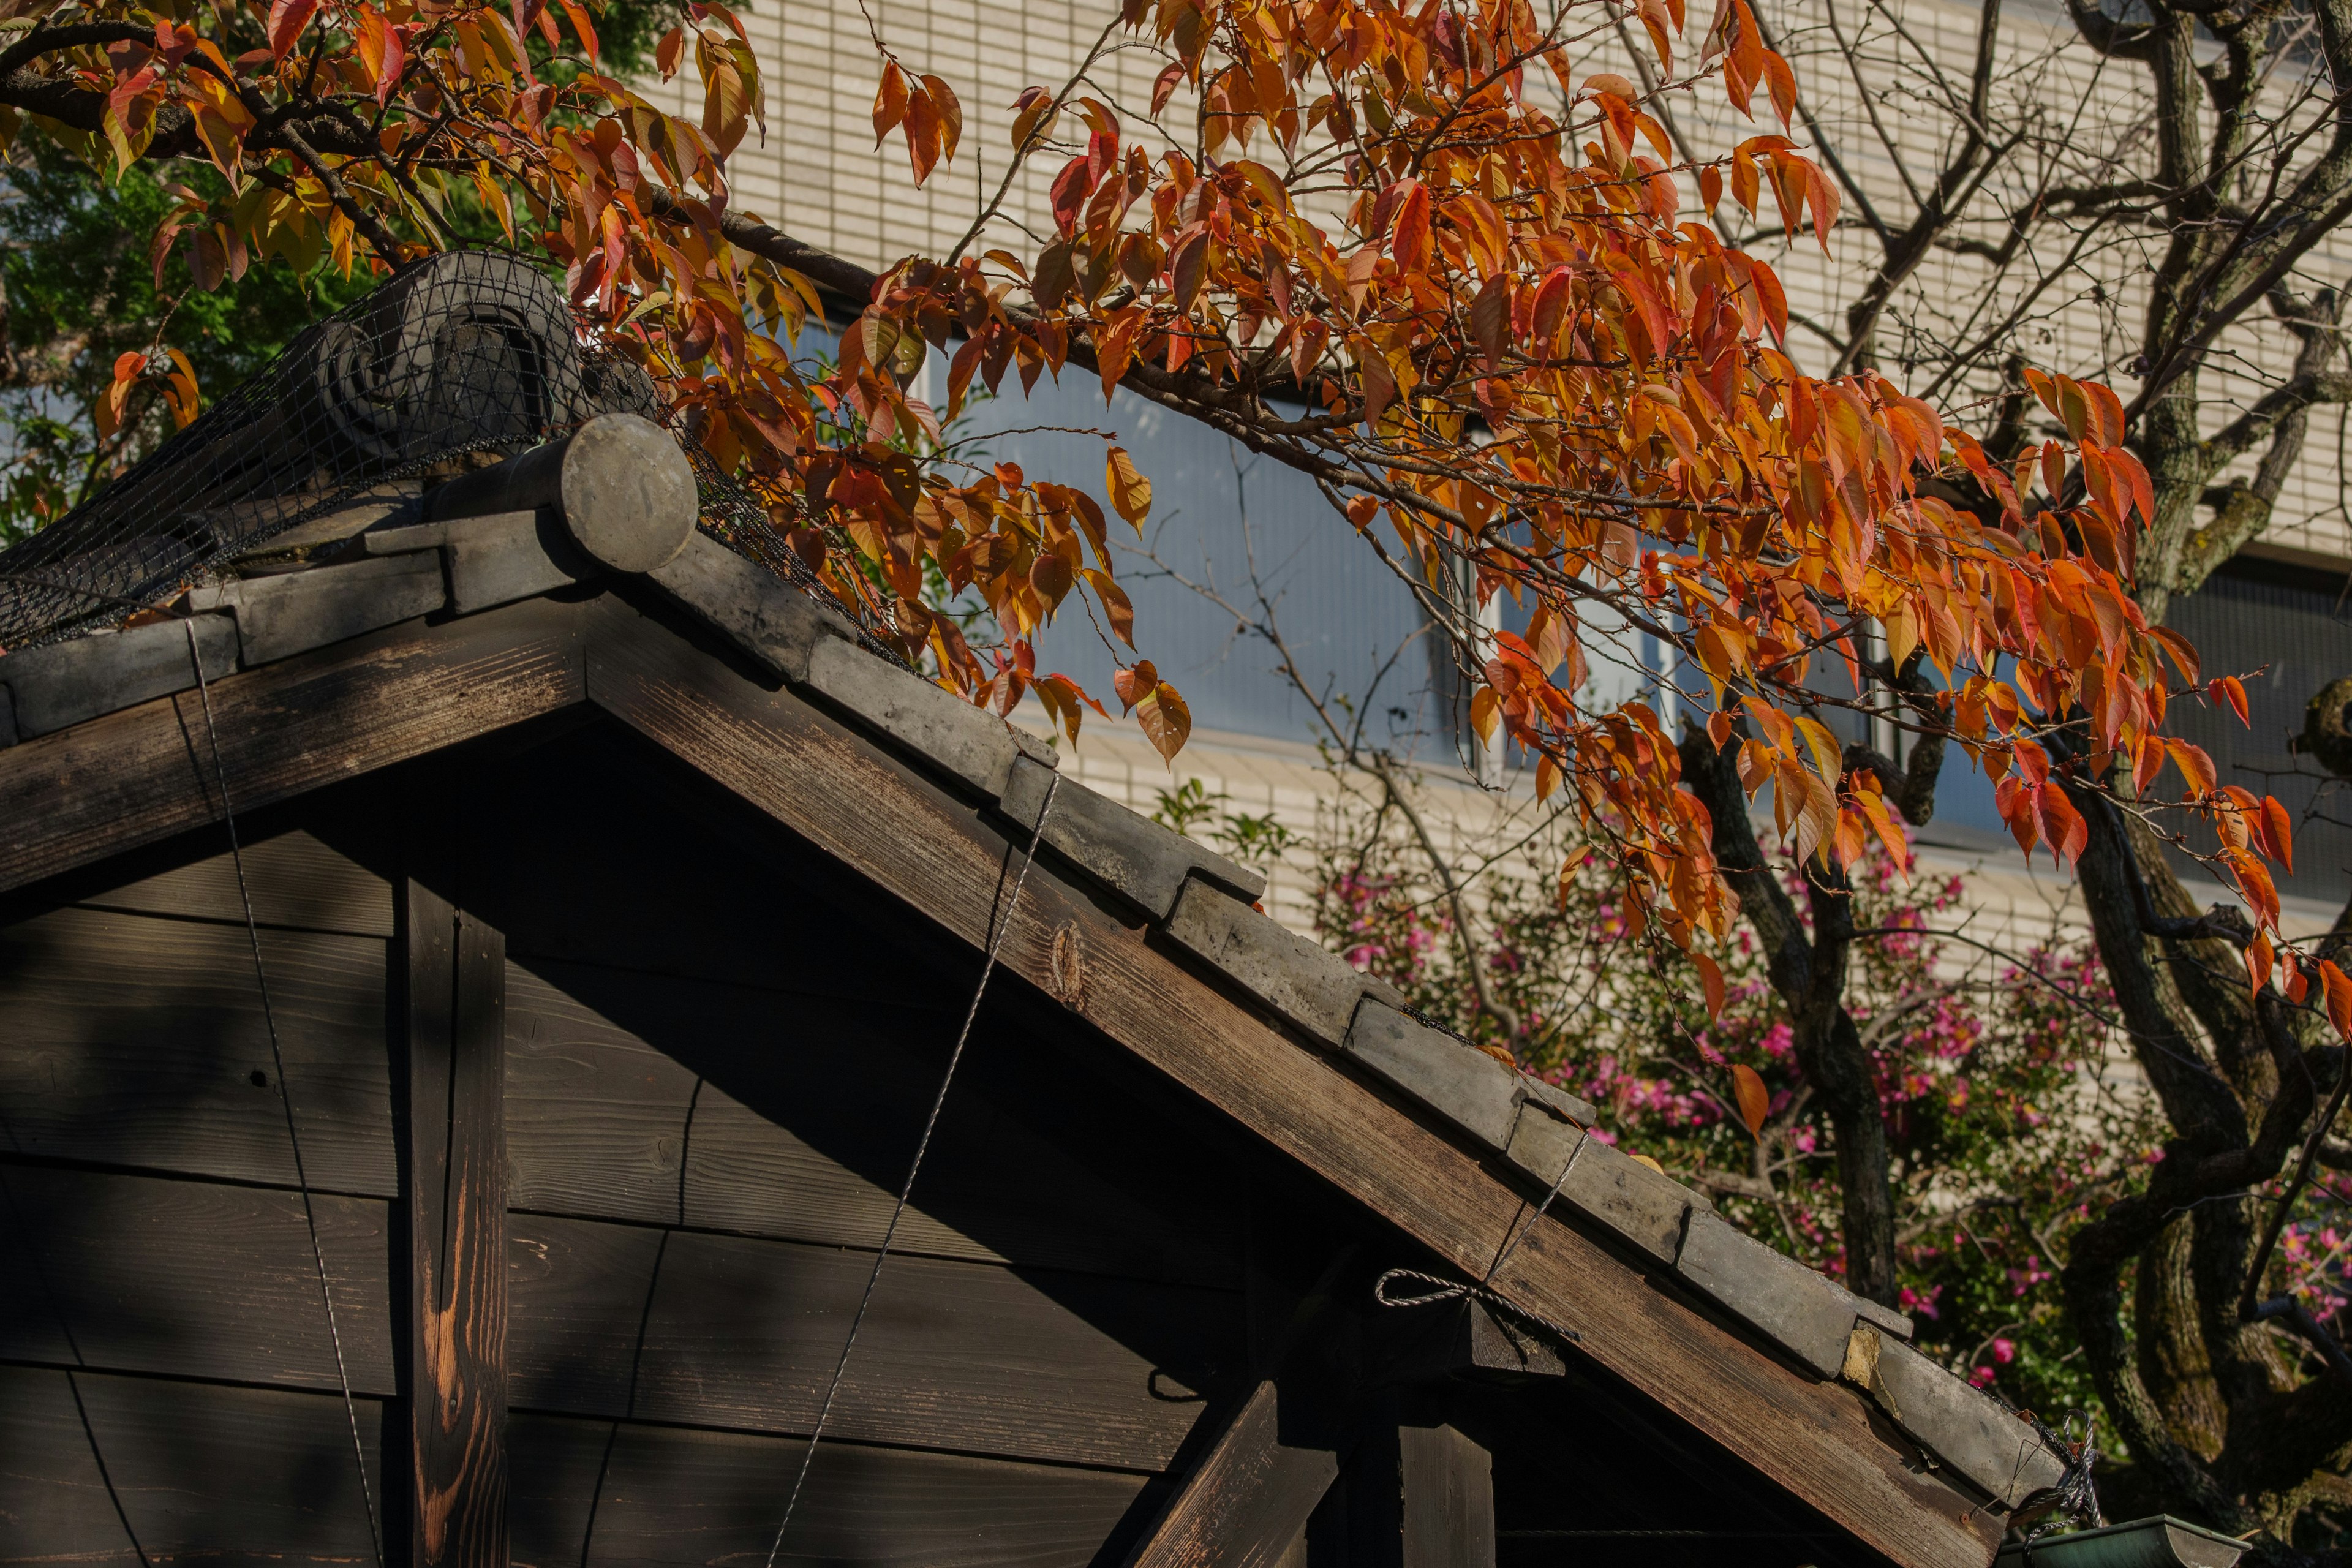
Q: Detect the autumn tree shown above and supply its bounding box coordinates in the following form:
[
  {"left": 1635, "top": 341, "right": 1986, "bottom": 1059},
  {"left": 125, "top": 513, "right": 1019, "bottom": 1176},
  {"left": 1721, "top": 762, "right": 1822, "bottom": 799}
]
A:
[
  {"left": 1676, "top": 0, "right": 2352, "bottom": 1538},
  {"left": 0, "top": 0, "right": 2341, "bottom": 1545}
]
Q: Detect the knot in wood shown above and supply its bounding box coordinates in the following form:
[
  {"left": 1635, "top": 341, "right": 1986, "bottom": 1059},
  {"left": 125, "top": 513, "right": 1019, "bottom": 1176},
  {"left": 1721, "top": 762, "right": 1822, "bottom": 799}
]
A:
[{"left": 1048, "top": 921, "right": 1087, "bottom": 1011}]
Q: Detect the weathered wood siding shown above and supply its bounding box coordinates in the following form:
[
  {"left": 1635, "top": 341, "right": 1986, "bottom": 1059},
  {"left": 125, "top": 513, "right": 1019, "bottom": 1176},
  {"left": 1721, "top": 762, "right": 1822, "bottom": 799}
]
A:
[
  {"left": 1, "top": 726, "right": 1256, "bottom": 1567},
  {"left": 477, "top": 728, "right": 1248, "bottom": 1561},
  {"left": 0, "top": 788, "right": 399, "bottom": 1568}
]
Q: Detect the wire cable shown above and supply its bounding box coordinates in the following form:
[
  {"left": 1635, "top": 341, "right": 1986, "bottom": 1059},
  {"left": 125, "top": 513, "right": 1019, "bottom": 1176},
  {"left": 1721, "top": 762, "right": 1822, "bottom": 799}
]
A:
[
  {"left": 184, "top": 620, "right": 386, "bottom": 1568},
  {"left": 761, "top": 764, "right": 1063, "bottom": 1568}
]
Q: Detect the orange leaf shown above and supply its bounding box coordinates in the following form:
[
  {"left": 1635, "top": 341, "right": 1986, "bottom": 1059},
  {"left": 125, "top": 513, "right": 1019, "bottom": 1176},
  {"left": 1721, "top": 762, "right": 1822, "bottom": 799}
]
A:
[
  {"left": 873, "top": 61, "right": 908, "bottom": 144},
  {"left": 2208, "top": 676, "right": 2249, "bottom": 728},
  {"left": 2323, "top": 960, "right": 2352, "bottom": 1040},
  {"left": 904, "top": 86, "right": 941, "bottom": 184},
  {"left": 1761, "top": 50, "right": 1795, "bottom": 130},
  {"left": 1730, "top": 1063, "right": 1769, "bottom": 1137},
  {"left": 1695, "top": 951, "right": 1726, "bottom": 1020},
  {"left": 267, "top": 0, "right": 317, "bottom": 58},
  {"left": 2263, "top": 796, "right": 2295, "bottom": 875},
  {"left": 920, "top": 74, "right": 962, "bottom": 161},
  {"left": 1114, "top": 658, "right": 1158, "bottom": 713}
]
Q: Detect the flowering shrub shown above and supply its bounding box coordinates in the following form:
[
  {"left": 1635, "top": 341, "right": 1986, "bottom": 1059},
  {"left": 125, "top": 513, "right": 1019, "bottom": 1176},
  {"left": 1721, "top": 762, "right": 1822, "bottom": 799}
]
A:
[{"left": 1308, "top": 799, "right": 2170, "bottom": 1422}]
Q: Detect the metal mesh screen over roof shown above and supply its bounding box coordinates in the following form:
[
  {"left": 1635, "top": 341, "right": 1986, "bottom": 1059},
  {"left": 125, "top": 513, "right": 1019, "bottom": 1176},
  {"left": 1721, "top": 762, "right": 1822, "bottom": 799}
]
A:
[{"left": 0, "top": 248, "right": 869, "bottom": 654}]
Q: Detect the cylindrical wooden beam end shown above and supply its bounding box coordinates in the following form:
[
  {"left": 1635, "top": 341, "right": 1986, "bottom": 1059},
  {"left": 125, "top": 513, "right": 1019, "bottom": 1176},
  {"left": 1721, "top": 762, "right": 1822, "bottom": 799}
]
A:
[
  {"left": 557, "top": 414, "right": 700, "bottom": 574},
  {"left": 422, "top": 414, "right": 699, "bottom": 575}
]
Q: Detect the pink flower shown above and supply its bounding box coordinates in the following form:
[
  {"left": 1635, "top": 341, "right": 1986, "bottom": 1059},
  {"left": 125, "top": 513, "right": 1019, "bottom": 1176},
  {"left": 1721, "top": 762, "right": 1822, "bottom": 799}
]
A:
[
  {"left": 1992, "top": 1338, "right": 2016, "bottom": 1365},
  {"left": 1969, "top": 1366, "right": 1997, "bottom": 1389}
]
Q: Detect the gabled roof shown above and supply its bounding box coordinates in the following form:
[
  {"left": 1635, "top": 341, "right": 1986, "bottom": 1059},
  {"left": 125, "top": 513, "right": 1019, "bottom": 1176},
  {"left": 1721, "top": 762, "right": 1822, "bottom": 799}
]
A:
[{"left": 0, "top": 453, "right": 2070, "bottom": 1568}]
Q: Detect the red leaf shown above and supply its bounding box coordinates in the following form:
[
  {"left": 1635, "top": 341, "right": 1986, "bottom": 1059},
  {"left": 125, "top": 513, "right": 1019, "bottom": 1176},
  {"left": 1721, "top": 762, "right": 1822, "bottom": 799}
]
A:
[
  {"left": 1390, "top": 180, "right": 1430, "bottom": 271},
  {"left": 1528, "top": 266, "right": 1572, "bottom": 353},
  {"left": 2263, "top": 796, "right": 2294, "bottom": 875},
  {"left": 268, "top": 0, "right": 318, "bottom": 59},
  {"left": 1150, "top": 61, "right": 1184, "bottom": 117},
  {"left": 1469, "top": 273, "right": 1510, "bottom": 372}
]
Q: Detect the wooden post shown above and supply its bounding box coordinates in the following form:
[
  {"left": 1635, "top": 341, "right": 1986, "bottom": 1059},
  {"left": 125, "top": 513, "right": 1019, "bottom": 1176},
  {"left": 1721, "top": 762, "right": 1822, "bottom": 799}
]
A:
[
  {"left": 401, "top": 786, "right": 508, "bottom": 1568},
  {"left": 1341, "top": 1401, "right": 1495, "bottom": 1568},
  {"left": 1396, "top": 1423, "right": 1493, "bottom": 1568}
]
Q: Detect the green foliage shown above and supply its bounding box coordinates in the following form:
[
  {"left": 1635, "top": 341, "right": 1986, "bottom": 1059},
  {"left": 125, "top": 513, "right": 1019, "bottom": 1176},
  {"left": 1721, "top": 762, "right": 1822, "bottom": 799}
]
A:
[
  {"left": 0, "top": 137, "right": 377, "bottom": 543},
  {"left": 1152, "top": 778, "right": 1226, "bottom": 837},
  {"left": 1153, "top": 778, "right": 1297, "bottom": 862},
  {"left": 0, "top": 0, "right": 674, "bottom": 549},
  {"left": 1310, "top": 794, "right": 2163, "bottom": 1433}
]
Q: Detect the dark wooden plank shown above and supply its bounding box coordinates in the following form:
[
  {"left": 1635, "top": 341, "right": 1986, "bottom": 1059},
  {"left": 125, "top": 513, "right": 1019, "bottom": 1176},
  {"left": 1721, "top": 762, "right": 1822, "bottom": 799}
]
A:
[
  {"left": 505, "top": 1212, "right": 1242, "bottom": 1471},
  {"left": 403, "top": 837, "right": 510, "bottom": 1568},
  {"left": 0, "top": 1164, "right": 395, "bottom": 1393},
  {"left": 505, "top": 956, "right": 1243, "bottom": 1287},
  {"left": 1123, "top": 1381, "right": 1341, "bottom": 1568},
  {"left": 579, "top": 595, "right": 1999, "bottom": 1568},
  {"left": 72, "top": 822, "right": 396, "bottom": 936},
  {"left": 0, "top": 594, "right": 584, "bottom": 898},
  {"left": 0, "top": 903, "right": 394, "bottom": 1193},
  {"left": 0, "top": 1364, "right": 140, "bottom": 1568},
  {"left": 0, "top": 778, "right": 398, "bottom": 938},
  {"left": 507, "top": 1411, "right": 1151, "bottom": 1568},
  {"left": 0, "top": 1363, "right": 388, "bottom": 1568}
]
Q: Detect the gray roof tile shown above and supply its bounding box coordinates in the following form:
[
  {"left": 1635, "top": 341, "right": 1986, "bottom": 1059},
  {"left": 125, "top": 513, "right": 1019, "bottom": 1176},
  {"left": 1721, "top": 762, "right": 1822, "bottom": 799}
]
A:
[
  {"left": 1851, "top": 1327, "right": 2068, "bottom": 1506},
  {"left": 999, "top": 756, "right": 1264, "bottom": 920},
  {"left": 1161, "top": 875, "right": 1374, "bottom": 1047},
  {"left": 0, "top": 614, "right": 239, "bottom": 739},
  {"left": 1517, "top": 1076, "right": 1597, "bottom": 1128},
  {"left": 648, "top": 531, "right": 854, "bottom": 684},
  {"left": 229, "top": 552, "right": 447, "bottom": 666},
  {"left": 1676, "top": 1210, "right": 1864, "bottom": 1378},
  {"left": 1344, "top": 998, "right": 1521, "bottom": 1150},
  {"left": 1553, "top": 1136, "right": 1702, "bottom": 1264},
  {"left": 1856, "top": 1295, "right": 1917, "bottom": 1341},
  {"left": 1504, "top": 1101, "right": 1585, "bottom": 1188},
  {"left": 801, "top": 635, "right": 1026, "bottom": 799},
  {"left": 443, "top": 510, "right": 591, "bottom": 614}
]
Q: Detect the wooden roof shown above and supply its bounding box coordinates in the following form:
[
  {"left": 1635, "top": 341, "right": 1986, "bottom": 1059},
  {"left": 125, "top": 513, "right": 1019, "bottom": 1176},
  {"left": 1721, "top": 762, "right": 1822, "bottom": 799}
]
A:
[{"left": 0, "top": 486, "right": 2068, "bottom": 1568}]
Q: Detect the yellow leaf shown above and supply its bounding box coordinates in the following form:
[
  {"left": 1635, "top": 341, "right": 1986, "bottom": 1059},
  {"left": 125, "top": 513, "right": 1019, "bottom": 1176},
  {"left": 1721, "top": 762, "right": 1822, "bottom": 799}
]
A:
[{"left": 1105, "top": 444, "right": 1152, "bottom": 527}]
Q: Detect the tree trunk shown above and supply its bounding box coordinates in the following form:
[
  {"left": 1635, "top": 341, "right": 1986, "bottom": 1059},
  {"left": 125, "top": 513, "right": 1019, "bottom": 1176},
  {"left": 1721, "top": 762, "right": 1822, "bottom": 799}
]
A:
[{"left": 2136, "top": 1215, "right": 2228, "bottom": 1460}]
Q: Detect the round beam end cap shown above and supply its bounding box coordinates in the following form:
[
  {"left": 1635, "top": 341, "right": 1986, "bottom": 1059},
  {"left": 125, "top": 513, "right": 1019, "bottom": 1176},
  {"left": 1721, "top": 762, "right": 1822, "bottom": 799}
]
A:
[{"left": 559, "top": 413, "right": 699, "bottom": 573}]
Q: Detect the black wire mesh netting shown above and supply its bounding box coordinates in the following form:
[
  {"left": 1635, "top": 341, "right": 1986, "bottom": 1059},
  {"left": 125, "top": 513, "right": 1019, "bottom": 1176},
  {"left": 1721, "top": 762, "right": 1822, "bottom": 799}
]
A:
[{"left": 0, "top": 247, "right": 879, "bottom": 654}]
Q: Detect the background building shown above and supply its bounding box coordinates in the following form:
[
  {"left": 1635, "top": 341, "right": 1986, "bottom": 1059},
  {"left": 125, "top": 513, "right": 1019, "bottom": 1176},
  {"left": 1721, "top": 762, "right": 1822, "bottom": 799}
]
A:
[{"left": 655, "top": 0, "right": 2352, "bottom": 935}]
